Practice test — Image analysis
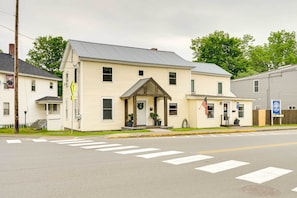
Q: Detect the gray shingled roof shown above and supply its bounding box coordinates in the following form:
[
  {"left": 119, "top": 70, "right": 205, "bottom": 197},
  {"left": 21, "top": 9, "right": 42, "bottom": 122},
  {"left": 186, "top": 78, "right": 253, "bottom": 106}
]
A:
[
  {"left": 0, "top": 53, "right": 61, "bottom": 80},
  {"left": 66, "top": 40, "right": 231, "bottom": 76},
  {"left": 69, "top": 40, "right": 193, "bottom": 68},
  {"left": 190, "top": 62, "right": 232, "bottom": 77},
  {"left": 36, "top": 96, "right": 62, "bottom": 104}
]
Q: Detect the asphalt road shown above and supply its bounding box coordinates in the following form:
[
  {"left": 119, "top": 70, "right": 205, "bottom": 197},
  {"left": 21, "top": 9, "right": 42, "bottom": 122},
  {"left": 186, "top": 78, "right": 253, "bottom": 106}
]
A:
[{"left": 1, "top": 130, "right": 297, "bottom": 198}]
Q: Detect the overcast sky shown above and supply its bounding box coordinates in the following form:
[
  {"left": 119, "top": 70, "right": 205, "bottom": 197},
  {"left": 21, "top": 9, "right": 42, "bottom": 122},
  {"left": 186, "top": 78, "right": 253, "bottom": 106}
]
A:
[{"left": 1, "top": 0, "right": 297, "bottom": 61}]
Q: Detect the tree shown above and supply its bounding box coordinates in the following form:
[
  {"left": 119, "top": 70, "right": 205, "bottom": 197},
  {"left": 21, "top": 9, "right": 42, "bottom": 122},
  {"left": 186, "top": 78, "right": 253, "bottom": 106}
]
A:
[
  {"left": 26, "top": 36, "right": 67, "bottom": 77},
  {"left": 0, "top": 49, "right": 3, "bottom": 53},
  {"left": 191, "top": 31, "right": 247, "bottom": 78},
  {"left": 266, "top": 30, "right": 297, "bottom": 69}
]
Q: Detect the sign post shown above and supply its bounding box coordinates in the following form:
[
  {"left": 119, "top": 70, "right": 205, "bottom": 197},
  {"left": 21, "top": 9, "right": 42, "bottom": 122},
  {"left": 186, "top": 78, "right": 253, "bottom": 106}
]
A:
[{"left": 271, "top": 99, "right": 283, "bottom": 125}]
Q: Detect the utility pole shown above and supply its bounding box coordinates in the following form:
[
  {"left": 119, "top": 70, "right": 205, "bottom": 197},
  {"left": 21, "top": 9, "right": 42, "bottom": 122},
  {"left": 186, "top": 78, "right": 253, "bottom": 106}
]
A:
[{"left": 14, "top": 0, "right": 19, "bottom": 134}]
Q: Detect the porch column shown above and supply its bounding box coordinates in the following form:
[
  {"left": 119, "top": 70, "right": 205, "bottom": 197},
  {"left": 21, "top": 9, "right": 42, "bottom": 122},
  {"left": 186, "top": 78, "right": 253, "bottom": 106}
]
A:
[
  {"left": 133, "top": 95, "right": 137, "bottom": 127},
  {"left": 124, "top": 99, "right": 128, "bottom": 126},
  {"left": 164, "top": 97, "right": 168, "bottom": 126},
  {"left": 154, "top": 97, "right": 157, "bottom": 114}
]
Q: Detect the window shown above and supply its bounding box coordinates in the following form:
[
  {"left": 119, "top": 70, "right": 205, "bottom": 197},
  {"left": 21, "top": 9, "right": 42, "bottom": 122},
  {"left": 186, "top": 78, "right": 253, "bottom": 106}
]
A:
[
  {"left": 103, "top": 67, "right": 112, "bottom": 82},
  {"left": 31, "top": 80, "right": 36, "bottom": 91},
  {"left": 65, "top": 73, "right": 69, "bottom": 87},
  {"left": 207, "top": 103, "right": 214, "bottom": 118},
  {"left": 53, "top": 104, "right": 58, "bottom": 112},
  {"left": 253, "top": 80, "right": 259, "bottom": 93},
  {"left": 139, "top": 70, "right": 144, "bottom": 76},
  {"left": 169, "top": 72, "right": 176, "bottom": 85},
  {"left": 50, "top": 82, "right": 53, "bottom": 89},
  {"left": 103, "top": 98, "right": 112, "bottom": 120},
  {"left": 74, "top": 68, "right": 78, "bottom": 83},
  {"left": 191, "top": 79, "right": 195, "bottom": 93},
  {"left": 238, "top": 104, "right": 244, "bottom": 118},
  {"left": 218, "top": 82, "right": 222, "bottom": 94},
  {"left": 3, "top": 102, "right": 9, "bottom": 115},
  {"left": 169, "top": 103, "right": 177, "bottom": 115}
]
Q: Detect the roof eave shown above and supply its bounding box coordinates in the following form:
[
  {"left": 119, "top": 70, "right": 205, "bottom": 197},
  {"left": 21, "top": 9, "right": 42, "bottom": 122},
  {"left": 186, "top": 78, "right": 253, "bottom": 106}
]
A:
[{"left": 79, "top": 56, "right": 194, "bottom": 70}]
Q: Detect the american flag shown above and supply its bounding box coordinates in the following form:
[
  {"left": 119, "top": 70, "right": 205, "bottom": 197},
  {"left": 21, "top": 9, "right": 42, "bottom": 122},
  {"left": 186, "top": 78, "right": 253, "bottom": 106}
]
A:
[{"left": 202, "top": 97, "right": 208, "bottom": 115}]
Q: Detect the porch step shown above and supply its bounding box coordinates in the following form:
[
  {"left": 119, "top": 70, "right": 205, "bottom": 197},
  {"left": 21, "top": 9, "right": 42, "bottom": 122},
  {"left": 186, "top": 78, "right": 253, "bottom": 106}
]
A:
[{"left": 31, "top": 119, "right": 47, "bottom": 130}]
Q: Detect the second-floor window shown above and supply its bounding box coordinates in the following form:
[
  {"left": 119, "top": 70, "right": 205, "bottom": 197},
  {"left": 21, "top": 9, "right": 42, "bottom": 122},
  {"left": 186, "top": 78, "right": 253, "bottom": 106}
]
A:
[
  {"left": 218, "top": 82, "right": 222, "bottom": 94},
  {"left": 74, "top": 68, "right": 78, "bottom": 83},
  {"left": 31, "top": 80, "right": 36, "bottom": 91},
  {"left": 103, "top": 67, "right": 112, "bottom": 82},
  {"left": 191, "top": 79, "right": 195, "bottom": 93},
  {"left": 254, "top": 80, "right": 259, "bottom": 93},
  {"left": 169, "top": 72, "right": 176, "bottom": 85}
]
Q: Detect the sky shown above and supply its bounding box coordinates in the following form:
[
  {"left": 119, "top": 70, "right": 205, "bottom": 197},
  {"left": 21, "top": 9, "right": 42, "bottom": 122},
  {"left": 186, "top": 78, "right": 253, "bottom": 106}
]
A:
[{"left": 1, "top": 0, "right": 297, "bottom": 61}]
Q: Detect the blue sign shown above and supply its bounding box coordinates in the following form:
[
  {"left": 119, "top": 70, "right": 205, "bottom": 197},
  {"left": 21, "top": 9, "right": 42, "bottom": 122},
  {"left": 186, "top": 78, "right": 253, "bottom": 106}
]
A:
[{"left": 271, "top": 100, "right": 281, "bottom": 115}]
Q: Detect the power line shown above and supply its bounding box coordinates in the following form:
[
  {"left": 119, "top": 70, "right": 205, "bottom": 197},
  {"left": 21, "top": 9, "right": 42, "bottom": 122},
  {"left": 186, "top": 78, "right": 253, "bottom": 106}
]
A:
[
  {"left": 0, "top": 24, "right": 34, "bottom": 40},
  {"left": 0, "top": 10, "right": 14, "bottom": 16}
]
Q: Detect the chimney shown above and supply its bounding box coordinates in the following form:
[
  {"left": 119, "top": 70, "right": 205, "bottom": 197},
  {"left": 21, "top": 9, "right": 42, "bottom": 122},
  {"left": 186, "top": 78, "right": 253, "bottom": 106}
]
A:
[{"left": 9, "top": 43, "right": 15, "bottom": 56}]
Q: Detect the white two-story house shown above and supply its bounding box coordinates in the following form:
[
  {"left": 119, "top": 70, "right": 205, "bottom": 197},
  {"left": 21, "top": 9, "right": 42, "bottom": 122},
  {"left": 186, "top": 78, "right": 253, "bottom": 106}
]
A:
[
  {"left": 0, "top": 44, "right": 62, "bottom": 130},
  {"left": 60, "top": 40, "right": 253, "bottom": 131}
]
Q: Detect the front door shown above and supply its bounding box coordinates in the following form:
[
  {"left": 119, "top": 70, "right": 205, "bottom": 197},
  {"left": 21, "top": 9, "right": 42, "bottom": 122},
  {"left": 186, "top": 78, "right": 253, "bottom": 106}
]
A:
[
  {"left": 223, "top": 102, "right": 230, "bottom": 125},
  {"left": 137, "top": 101, "right": 146, "bottom": 125}
]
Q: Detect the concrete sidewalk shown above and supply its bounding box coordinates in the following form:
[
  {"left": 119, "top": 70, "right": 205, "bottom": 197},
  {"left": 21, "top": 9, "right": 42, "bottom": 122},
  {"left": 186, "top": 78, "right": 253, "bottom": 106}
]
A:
[{"left": 107, "top": 126, "right": 297, "bottom": 139}]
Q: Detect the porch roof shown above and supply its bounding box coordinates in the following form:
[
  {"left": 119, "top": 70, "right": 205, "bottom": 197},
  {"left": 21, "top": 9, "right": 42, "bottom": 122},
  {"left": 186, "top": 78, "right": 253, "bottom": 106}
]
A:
[
  {"left": 36, "top": 96, "right": 63, "bottom": 104},
  {"left": 121, "top": 78, "right": 172, "bottom": 100}
]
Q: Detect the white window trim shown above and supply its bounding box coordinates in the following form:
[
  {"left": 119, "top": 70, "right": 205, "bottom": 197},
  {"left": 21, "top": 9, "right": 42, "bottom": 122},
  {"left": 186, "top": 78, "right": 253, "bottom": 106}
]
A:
[
  {"left": 253, "top": 79, "right": 259, "bottom": 93},
  {"left": 102, "top": 97, "right": 114, "bottom": 121}
]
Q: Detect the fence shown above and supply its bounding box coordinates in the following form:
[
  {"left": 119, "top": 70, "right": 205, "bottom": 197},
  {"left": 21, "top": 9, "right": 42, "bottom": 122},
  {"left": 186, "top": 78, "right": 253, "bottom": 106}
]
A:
[{"left": 253, "top": 110, "right": 297, "bottom": 125}]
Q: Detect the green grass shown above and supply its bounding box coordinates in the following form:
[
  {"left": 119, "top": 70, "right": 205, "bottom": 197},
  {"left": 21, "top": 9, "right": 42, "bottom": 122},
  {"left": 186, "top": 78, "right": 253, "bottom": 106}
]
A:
[{"left": 0, "top": 127, "right": 150, "bottom": 136}]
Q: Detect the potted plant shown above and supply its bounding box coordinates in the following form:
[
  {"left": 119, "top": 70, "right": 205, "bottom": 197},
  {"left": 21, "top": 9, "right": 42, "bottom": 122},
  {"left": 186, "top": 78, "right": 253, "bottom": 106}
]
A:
[
  {"left": 127, "top": 113, "right": 133, "bottom": 127},
  {"left": 157, "top": 118, "right": 162, "bottom": 126},
  {"left": 150, "top": 112, "right": 159, "bottom": 126}
]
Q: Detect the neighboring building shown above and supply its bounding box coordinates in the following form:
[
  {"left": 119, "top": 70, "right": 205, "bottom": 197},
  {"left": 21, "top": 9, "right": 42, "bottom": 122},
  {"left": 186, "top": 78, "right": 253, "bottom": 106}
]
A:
[
  {"left": 0, "top": 44, "right": 62, "bottom": 130},
  {"left": 60, "top": 40, "right": 253, "bottom": 131},
  {"left": 231, "top": 65, "right": 297, "bottom": 110}
]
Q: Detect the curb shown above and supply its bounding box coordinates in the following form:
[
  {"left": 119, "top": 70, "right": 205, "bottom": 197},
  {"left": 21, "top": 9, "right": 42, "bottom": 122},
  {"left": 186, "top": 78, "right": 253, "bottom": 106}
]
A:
[{"left": 107, "top": 127, "right": 297, "bottom": 139}]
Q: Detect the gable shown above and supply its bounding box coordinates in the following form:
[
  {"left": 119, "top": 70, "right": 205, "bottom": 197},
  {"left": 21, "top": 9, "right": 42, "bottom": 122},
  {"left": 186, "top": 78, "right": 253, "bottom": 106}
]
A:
[{"left": 121, "top": 78, "right": 172, "bottom": 100}]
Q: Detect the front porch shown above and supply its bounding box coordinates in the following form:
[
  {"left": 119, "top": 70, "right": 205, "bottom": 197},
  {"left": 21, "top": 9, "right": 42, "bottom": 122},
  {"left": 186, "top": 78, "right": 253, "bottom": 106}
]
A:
[{"left": 120, "top": 78, "right": 172, "bottom": 128}]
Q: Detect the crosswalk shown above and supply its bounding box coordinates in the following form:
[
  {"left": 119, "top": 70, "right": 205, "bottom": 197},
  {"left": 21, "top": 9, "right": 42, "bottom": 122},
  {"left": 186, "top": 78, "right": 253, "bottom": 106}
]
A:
[{"left": 2, "top": 137, "right": 297, "bottom": 193}]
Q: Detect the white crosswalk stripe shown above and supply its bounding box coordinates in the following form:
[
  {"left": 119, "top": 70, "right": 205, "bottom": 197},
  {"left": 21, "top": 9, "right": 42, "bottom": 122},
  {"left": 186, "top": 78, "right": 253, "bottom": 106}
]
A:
[
  {"left": 196, "top": 160, "right": 249, "bottom": 173},
  {"left": 236, "top": 167, "right": 293, "bottom": 184},
  {"left": 137, "top": 151, "right": 183, "bottom": 159},
  {"left": 32, "top": 139, "right": 48, "bottom": 142},
  {"left": 81, "top": 144, "right": 121, "bottom": 149},
  {"left": 69, "top": 142, "right": 107, "bottom": 147},
  {"left": 57, "top": 140, "right": 93, "bottom": 145},
  {"left": 292, "top": 187, "right": 297, "bottom": 192},
  {"left": 6, "top": 139, "right": 22, "bottom": 144},
  {"left": 50, "top": 139, "right": 85, "bottom": 143},
  {"left": 163, "top": 154, "right": 213, "bottom": 165},
  {"left": 97, "top": 146, "right": 139, "bottom": 151},
  {"left": 116, "top": 148, "right": 160, "bottom": 154}
]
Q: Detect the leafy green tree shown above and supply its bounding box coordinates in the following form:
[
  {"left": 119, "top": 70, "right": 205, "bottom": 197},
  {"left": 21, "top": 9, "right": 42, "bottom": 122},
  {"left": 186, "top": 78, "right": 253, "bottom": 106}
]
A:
[
  {"left": 191, "top": 31, "right": 247, "bottom": 78},
  {"left": 26, "top": 36, "right": 67, "bottom": 77},
  {"left": 0, "top": 49, "right": 3, "bottom": 53},
  {"left": 26, "top": 35, "right": 67, "bottom": 96},
  {"left": 266, "top": 30, "right": 297, "bottom": 69}
]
